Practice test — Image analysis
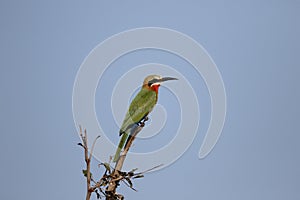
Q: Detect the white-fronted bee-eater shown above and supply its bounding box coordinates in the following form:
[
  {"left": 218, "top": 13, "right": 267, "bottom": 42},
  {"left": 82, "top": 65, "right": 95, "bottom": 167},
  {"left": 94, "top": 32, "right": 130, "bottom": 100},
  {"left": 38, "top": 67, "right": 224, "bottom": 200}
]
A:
[{"left": 113, "top": 75, "right": 177, "bottom": 162}]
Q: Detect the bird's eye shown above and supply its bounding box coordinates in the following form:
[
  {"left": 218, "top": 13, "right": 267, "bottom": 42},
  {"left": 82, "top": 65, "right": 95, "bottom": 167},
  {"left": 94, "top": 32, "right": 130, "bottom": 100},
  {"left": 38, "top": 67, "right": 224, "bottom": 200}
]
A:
[{"left": 148, "top": 78, "right": 158, "bottom": 87}]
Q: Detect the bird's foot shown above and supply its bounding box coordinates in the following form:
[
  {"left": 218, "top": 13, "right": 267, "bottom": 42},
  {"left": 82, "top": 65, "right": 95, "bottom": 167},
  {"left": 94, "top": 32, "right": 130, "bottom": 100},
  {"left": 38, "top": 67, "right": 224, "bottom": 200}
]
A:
[
  {"left": 140, "top": 121, "right": 145, "bottom": 127},
  {"left": 138, "top": 116, "right": 149, "bottom": 127},
  {"left": 143, "top": 116, "right": 149, "bottom": 122}
]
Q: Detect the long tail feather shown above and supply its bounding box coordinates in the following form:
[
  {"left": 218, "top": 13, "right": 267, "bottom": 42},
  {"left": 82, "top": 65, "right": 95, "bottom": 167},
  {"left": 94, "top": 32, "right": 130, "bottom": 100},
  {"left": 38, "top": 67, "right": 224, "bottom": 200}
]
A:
[{"left": 113, "top": 133, "right": 128, "bottom": 162}]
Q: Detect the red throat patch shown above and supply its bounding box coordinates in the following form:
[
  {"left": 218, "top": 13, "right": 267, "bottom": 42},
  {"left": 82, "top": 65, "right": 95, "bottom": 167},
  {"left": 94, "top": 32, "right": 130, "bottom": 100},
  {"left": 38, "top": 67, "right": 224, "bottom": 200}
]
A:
[{"left": 150, "top": 84, "right": 160, "bottom": 93}]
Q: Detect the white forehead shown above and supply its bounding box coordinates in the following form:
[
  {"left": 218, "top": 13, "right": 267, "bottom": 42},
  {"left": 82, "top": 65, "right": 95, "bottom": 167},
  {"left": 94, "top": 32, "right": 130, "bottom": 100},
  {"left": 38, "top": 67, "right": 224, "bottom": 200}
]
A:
[
  {"left": 146, "top": 75, "right": 161, "bottom": 80},
  {"left": 143, "top": 74, "right": 161, "bottom": 84}
]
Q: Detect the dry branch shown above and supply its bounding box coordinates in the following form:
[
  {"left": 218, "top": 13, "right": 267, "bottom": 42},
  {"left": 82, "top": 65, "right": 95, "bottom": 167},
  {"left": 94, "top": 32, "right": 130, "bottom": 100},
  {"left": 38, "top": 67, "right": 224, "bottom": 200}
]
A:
[
  {"left": 105, "top": 125, "right": 143, "bottom": 199},
  {"left": 78, "top": 126, "right": 97, "bottom": 200},
  {"left": 78, "top": 125, "right": 146, "bottom": 200}
]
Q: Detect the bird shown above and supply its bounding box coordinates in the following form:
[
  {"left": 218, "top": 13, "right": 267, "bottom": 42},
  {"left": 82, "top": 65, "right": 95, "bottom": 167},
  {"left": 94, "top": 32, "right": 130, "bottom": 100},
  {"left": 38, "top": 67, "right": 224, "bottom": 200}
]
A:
[{"left": 113, "top": 75, "right": 177, "bottom": 162}]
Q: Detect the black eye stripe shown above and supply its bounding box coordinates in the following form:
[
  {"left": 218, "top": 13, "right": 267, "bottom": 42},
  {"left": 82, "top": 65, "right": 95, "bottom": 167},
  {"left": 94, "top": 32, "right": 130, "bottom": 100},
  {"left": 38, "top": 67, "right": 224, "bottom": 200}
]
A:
[{"left": 148, "top": 78, "right": 159, "bottom": 86}]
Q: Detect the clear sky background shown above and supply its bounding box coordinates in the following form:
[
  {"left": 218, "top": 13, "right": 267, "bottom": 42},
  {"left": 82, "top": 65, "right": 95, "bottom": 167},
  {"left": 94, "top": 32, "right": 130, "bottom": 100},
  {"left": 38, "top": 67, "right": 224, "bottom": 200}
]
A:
[{"left": 1, "top": 1, "right": 299, "bottom": 200}]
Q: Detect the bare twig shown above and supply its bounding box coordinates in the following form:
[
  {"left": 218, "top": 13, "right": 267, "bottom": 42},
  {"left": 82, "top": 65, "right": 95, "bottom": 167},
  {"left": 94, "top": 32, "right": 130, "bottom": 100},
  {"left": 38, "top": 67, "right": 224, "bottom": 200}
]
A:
[
  {"left": 136, "top": 163, "right": 164, "bottom": 175},
  {"left": 105, "top": 125, "right": 143, "bottom": 199},
  {"left": 90, "top": 135, "right": 101, "bottom": 160},
  {"left": 79, "top": 126, "right": 100, "bottom": 200}
]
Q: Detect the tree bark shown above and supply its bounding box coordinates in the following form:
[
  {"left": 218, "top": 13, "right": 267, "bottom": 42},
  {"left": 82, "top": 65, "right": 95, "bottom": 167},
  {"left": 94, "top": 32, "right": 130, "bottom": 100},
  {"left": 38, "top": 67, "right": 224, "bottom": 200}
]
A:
[{"left": 106, "top": 125, "right": 143, "bottom": 199}]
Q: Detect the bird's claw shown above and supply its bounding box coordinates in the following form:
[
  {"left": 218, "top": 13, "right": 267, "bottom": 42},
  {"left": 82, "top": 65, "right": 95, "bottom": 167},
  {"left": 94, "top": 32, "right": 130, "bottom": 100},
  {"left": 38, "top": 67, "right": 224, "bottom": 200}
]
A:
[
  {"left": 143, "top": 116, "right": 149, "bottom": 122},
  {"left": 138, "top": 116, "right": 149, "bottom": 127}
]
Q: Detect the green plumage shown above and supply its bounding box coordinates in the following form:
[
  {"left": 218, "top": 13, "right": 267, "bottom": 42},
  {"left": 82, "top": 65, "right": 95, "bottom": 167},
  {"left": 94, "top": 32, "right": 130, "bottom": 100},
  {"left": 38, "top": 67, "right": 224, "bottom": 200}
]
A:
[{"left": 113, "top": 87, "right": 157, "bottom": 162}]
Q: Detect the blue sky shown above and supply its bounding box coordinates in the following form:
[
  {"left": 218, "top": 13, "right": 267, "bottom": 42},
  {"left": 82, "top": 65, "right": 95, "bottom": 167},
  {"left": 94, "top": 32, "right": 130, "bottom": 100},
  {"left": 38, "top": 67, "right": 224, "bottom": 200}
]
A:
[{"left": 0, "top": 1, "right": 299, "bottom": 200}]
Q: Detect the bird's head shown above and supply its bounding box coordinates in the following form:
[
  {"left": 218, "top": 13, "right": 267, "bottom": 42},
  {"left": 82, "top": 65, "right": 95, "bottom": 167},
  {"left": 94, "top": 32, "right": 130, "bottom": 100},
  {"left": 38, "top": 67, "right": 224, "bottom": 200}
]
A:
[{"left": 143, "top": 74, "right": 178, "bottom": 92}]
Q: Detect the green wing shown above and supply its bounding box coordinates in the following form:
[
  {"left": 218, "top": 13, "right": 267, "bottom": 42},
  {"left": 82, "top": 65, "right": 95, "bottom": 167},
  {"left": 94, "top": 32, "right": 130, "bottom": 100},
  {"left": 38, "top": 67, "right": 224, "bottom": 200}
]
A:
[
  {"left": 120, "top": 88, "right": 157, "bottom": 134},
  {"left": 113, "top": 88, "right": 157, "bottom": 162}
]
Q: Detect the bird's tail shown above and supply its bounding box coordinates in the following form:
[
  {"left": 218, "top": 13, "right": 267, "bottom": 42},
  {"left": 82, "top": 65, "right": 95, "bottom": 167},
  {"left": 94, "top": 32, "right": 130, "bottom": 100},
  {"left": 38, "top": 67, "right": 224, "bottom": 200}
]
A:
[{"left": 113, "top": 133, "right": 128, "bottom": 162}]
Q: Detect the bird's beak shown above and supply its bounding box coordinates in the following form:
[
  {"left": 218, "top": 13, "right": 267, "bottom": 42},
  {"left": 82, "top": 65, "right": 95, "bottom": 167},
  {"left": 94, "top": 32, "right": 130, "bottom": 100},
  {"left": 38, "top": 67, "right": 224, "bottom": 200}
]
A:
[
  {"left": 148, "top": 77, "right": 178, "bottom": 86},
  {"left": 160, "top": 77, "right": 178, "bottom": 82}
]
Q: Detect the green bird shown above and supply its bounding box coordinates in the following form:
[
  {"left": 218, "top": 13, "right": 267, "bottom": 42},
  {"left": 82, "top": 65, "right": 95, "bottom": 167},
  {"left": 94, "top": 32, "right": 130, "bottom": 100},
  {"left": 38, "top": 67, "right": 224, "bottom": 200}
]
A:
[{"left": 113, "top": 75, "right": 177, "bottom": 162}]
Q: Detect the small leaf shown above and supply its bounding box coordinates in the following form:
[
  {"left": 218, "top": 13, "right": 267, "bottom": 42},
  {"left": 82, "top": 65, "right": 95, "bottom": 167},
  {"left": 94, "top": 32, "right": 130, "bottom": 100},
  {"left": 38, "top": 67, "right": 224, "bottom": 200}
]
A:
[
  {"left": 103, "top": 163, "right": 111, "bottom": 172},
  {"left": 95, "top": 189, "right": 101, "bottom": 199},
  {"left": 125, "top": 177, "right": 133, "bottom": 188},
  {"left": 133, "top": 174, "right": 144, "bottom": 179},
  {"left": 128, "top": 172, "right": 134, "bottom": 177},
  {"left": 82, "top": 169, "right": 92, "bottom": 178},
  {"left": 99, "top": 163, "right": 111, "bottom": 173},
  {"left": 129, "top": 168, "right": 138, "bottom": 173},
  {"left": 119, "top": 171, "right": 126, "bottom": 176}
]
